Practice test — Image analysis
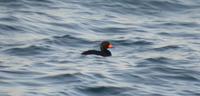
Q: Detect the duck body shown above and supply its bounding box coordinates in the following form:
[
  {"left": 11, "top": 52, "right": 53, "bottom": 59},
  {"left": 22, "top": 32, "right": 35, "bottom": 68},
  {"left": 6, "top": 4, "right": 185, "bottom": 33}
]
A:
[
  {"left": 81, "top": 50, "right": 111, "bottom": 57},
  {"left": 81, "top": 41, "right": 112, "bottom": 57}
]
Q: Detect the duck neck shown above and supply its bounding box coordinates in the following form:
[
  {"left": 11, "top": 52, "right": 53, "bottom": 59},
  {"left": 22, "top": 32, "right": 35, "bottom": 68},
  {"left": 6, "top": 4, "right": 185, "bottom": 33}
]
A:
[{"left": 100, "top": 47, "right": 108, "bottom": 51}]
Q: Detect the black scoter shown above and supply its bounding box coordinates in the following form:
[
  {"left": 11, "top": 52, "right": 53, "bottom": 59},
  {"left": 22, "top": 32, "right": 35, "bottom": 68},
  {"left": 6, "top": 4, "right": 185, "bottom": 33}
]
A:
[{"left": 81, "top": 41, "right": 112, "bottom": 57}]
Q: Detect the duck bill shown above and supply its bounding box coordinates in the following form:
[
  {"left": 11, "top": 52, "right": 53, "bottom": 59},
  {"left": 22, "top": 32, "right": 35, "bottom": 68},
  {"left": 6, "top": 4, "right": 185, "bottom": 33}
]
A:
[{"left": 108, "top": 44, "right": 113, "bottom": 48}]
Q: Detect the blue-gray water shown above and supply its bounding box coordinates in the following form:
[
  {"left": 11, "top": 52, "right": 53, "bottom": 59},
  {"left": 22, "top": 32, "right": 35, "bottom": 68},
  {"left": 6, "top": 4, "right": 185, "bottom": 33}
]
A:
[{"left": 0, "top": 0, "right": 200, "bottom": 96}]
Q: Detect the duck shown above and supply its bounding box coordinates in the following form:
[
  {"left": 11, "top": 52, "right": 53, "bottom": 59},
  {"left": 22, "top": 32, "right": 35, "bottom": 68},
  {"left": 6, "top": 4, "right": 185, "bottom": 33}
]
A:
[{"left": 81, "top": 41, "right": 112, "bottom": 57}]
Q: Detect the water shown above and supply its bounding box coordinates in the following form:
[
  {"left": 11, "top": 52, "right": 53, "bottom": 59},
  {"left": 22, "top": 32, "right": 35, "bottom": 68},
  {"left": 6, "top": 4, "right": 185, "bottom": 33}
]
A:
[{"left": 0, "top": 0, "right": 200, "bottom": 96}]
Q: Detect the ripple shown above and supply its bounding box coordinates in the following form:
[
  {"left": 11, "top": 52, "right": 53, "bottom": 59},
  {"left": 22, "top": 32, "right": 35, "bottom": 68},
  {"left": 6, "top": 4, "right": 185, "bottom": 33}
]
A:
[
  {"left": 3, "top": 45, "right": 52, "bottom": 56},
  {"left": 0, "top": 23, "right": 24, "bottom": 32},
  {"left": 37, "top": 72, "right": 82, "bottom": 83},
  {"left": 112, "top": 39, "right": 153, "bottom": 46},
  {"left": 148, "top": 1, "right": 193, "bottom": 11},
  {"left": 0, "top": 0, "right": 27, "bottom": 8},
  {"left": 25, "top": 0, "right": 56, "bottom": 8},
  {"left": 158, "top": 32, "right": 200, "bottom": 39},
  {"left": 0, "top": 70, "right": 42, "bottom": 76},
  {"left": 0, "top": 0, "right": 23, "bottom": 3},
  {"left": 78, "top": 85, "right": 131, "bottom": 95},
  {"left": 132, "top": 40, "right": 154, "bottom": 46},
  {"left": 91, "top": 27, "right": 130, "bottom": 34},
  {"left": 0, "top": 16, "right": 19, "bottom": 22},
  {"left": 143, "top": 57, "right": 173, "bottom": 64},
  {"left": 161, "top": 22, "right": 199, "bottom": 27},
  {"left": 146, "top": 65, "right": 200, "bottom": 83},
  {"left": 156, "top": 73, "right": 199, "bottom": 82},
  {"left": 47, "top": 22, "right": 82, "bottom": 30},
  {"left": 28, "top": 0, "right": 53, "bottom": 3},
  {"left": 152, "top": 45, "right": 180, "bottom": 51},
  {"left": 45, "top": 34, "right": 93, "bottom": 47}
]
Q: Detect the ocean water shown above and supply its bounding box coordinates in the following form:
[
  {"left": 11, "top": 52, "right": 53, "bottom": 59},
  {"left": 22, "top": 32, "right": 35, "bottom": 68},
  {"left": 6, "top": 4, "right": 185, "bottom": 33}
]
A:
[{"left": 0, "top": 0, "right": 200, "bottom": 96}]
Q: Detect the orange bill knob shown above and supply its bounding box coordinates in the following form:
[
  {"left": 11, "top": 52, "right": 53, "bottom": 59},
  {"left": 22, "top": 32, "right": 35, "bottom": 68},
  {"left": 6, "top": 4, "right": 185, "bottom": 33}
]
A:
[{"left": 108, "top": 44, "right": 113, "bottom": 48}]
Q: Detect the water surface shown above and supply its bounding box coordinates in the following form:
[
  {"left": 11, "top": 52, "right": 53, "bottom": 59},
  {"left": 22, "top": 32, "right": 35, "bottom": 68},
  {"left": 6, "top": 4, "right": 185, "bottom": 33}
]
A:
[{"left": 0, "top": 0, "right": 200, "bottom": 96}]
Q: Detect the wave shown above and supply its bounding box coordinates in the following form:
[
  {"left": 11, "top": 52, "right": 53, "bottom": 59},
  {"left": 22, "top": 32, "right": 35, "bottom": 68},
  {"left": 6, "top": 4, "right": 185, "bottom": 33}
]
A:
[
  {"left": 152, "top": 67, "right": 200, "bottom": 82},
  {"left": 3, "top": 45, "right": 52, "bottom": 56},
  {"left": 0, "top": 0, "right": 27, "bottom": 9},
  {"left": 0, "top": 69, "right": 41, "bottom": 76},
  {"left": 160, "top": 22, "right": 199, "bottom": 27},
  {"left": 151, "top": 45, "right": 180, "bottom": 51},
  {"left": 158, "top": 32, "right": 200, "bottom": 39},
  {"left": 37, "top": 72, "right": 82, "bottom": 83},
  {"left": 141, "top": 57, "right": 189, "bottom": 65},
  {"left": 0, "top": 23, "right": 23, "bottom": 32},
  {"left": 77, "top": 0, "right": 198, "bottom": 16},
  {"left": 45, "top": 34, "right": 94, "bottom": 47},
  {"left": 142, "top": 57, "right": 173, "bottom": 64},
  {"left": 78, "top": 85, "right": 131, "bottom": 95},
  {"left": 111, "top": 39, "right": 153, "bottom": 46},
  {"left": 91, "top": 27, "right": 130, "bottom": 34},
  {"left": 47, "top": 22, "right": 82, "bottom": 30}
]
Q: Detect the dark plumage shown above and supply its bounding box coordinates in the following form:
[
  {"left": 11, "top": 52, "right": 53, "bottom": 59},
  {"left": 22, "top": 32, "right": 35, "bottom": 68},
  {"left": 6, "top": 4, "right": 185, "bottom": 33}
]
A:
[{"left": 81, "top": 41, "right": 112, "bottom": 57}]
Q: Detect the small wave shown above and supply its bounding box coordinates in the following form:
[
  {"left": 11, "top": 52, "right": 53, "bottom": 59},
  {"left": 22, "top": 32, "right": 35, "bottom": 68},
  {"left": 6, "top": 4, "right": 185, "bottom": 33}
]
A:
[
  {"left": 143, "top": 57, "right": 188, "bottom": 65},
  {"left": 158, "top": 32, "right": 200, "bottom": 39},
  {"left": 112, "top": 39, "right": 153, "bottom": 46},
  {"left": 25, "top": 0, "right": 56, "bottom": 8},
  {"left": 156, "top": 73, "right": 199, "bottom": 82},
  {"left": 78, "top": 85, "right": 131, "bottom": 95},
  {"left": 143, "top": 57, "right": 172, "bottom": 64},
  {"left": 0, "top": 16, "right": 19, "bottom": 22},
  {"left": 91, "top": 27, "right": 130, "bottom": 34},
  {"left": 132, "top": 40, "right": 154, "bottom": 46},
  {"left": 152, "top": 66, "right": 199, "bottom": 75},
  {"left": 160, "top": 22, "right": 199, "bottom": 27},
  {"left": 3, "top": 45, "right": 52, "bottom": 56},
  {"left": 141, "top": 65, "right": 200, "bottom": 82},
  {"left": 46, "top": 34, "right": 93, "bottom": 47},
  {"left": 0, "top": 23, "right": 23, "bottom": 32},
  {"left": 148, "top": 1, "right": 192, "bottom": 11},
  {"left": 17, "top": 10, "right": 60, "bottom": 21},
  {"left": 0, "top": 70, "right": 42, "bottom": 78},
  {"left": 152, "top": 45, "right": 180, "bottom": 51},
  {"left": 47, "top": 22, "right": 82, "bottom": 29},
  {"left": 37, "top": 72, "right": 82, "bottom": 83},
  {"left": 157, "top": 32, "right": 171, "bottom": 36},
  {"left": 28, "top": 0, "right": 53, "bottom": 3},
  {"left": 0, "top": 0, "right": 23, "bottom": 3},
  {"left": 0, "top": 0, "right": 27, "bottom": 8},
  {"left": 79, "top": 0, "right": 196, "bottom": 16}
]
